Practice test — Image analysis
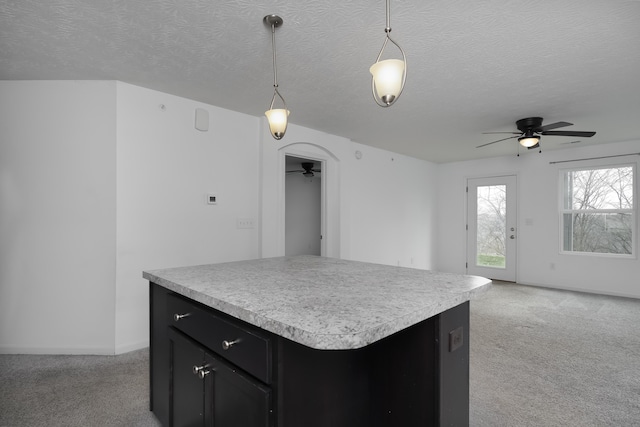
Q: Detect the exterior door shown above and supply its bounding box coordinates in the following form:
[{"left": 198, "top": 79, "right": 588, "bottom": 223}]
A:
[{"left": 466, "top": 176, "right": 517, "bottom": 281}]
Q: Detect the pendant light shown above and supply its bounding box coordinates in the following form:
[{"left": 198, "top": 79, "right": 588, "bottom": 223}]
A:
[
  {"left": 264, "top": 15, "right": 289, "bottom": 140},
  {"left": 370, "top": 0, "right": 407, "bottom": 107}
]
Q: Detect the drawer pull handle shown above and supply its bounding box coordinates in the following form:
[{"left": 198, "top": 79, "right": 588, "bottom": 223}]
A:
[
  {"left": 222, "top": 339, "right": 241, "bottom": 350},
  {"left": 193, "top": 365, "right": 212, "bottom": 379},
  {"left": 173, "top": 313, "right": 191, "bottom": 322}
]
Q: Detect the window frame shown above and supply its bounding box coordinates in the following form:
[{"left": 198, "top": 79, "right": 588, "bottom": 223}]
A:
[{"left": 558, "top": 162, "right": 637, "bottom": 258}]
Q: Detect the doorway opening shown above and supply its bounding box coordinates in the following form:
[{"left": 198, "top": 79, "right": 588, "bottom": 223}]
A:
[{"left": 285, "top": 155, "right": 322, "bottom": 256}]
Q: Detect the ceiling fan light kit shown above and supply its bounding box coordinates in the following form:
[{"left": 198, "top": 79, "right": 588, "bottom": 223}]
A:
[
  {"left": 518, "top": 130, "right": 540, "bottom": 148},
  {"left": 264, "top": 15, "right": 289, "bottom": 140},
  {"left": 370, "top": 0, "right": 407, "bottom": 107}
]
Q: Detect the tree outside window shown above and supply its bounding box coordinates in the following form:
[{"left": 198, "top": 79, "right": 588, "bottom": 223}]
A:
[
  {"left": 561, "top": 165, "right": 635, "bottom": 255},
  {"left": 476, "top": 185, "right": 507, "bottom": 267}
]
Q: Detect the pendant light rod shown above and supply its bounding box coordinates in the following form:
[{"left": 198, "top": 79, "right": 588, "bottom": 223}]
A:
[
  {"left": 385, "top": 0, "right": 391, "bottom": 31},
  {"left": 267, "top": 16, "right": 280, "bottom": 89}
]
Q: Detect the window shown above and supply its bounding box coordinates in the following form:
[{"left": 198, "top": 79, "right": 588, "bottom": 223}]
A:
[
  {"left": 561, "top": 164, "right": 635, "bottom": 256},
  {"left": 476, "top": 184, "right": 507, "bottom": 268}
]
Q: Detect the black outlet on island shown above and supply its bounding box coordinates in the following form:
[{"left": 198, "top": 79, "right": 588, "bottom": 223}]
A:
[{"left": 449, "top": 326, "right": 464, "bottom": 352}]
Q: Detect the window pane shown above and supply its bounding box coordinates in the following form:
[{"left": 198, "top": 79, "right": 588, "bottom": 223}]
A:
[
  {"left": 476, "top": 185, "right": 506, "bottom": 268},
  {"left": 563, "top": 212, "right": 633, "bottom": 254},
  {"left": 565, "top": 166, "right": 633, "bottom": 210}
]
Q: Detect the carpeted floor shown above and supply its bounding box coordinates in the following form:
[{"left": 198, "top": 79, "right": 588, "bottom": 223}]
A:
[
  {"left": 1, "top": 282, "right": 639, "bottom": 426},
  {"left": 0, "top": 348, "right": 160, "bottom": 427},
  {"left": 470, "top": 282, "right": 640, "bottom": 426}
]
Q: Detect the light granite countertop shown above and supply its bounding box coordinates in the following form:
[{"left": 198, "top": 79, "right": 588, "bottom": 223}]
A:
[{"left": 143, "top": 255, "right": 491, "bottom": 350}]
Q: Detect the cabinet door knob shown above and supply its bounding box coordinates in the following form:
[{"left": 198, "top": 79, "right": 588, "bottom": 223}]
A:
[
  {"left": 222, "top": 339, "right": 241, "bottom": 350},
  {"left": 198, "top": 369, "right": 211, "bottom": 379},
  {"left": 173, "top": 313, "right": 191, "bottom": 321},
  {"left": 192, "top": 364, "right": 206, "bottom": 375}
]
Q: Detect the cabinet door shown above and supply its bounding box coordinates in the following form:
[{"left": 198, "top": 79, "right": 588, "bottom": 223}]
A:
[
  {"left": 206, "top": 353, "right": 272, "bottom": 427},
  {"left": 169, "top": 328, "right": 272, "bottom": 427},
  {"left": 169, "top": 329, "right": 206, "bottom": 427}
]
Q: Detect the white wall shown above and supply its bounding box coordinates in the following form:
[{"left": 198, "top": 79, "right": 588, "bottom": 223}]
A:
[
  {"left": 260, "top": 124, "right": 438, "bottom": 270},
  {"left": 4, "top": 80, "right": 635, "bottom": 355},
  {"left": 0, "top": 81, "right": 117, "bottom": 354},
  {"left": 436, "top": 140, "right": 640, "bottom": 298},
  {"left": 115, "top": 82, "right": 261, "bottom": 353},
  {"left": 1, "top": 80, "right": 437, "bottom": 354},
  {"left": 346, "top": 146, "right": 438, "bottom": 269},
  {"left": 0, "top": 81, "right": 262, "bottom": 354}
]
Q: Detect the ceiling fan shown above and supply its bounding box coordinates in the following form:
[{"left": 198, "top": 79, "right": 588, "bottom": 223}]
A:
[
  {"left": 477, "top": 117, "right": 596, "bottom": 151},
  {"left": 286, "top": 162, "right": 321, "bottom": 177}
]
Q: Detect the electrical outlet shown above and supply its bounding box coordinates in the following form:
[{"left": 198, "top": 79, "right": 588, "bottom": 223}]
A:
[
  {"left": 236, "top": 218, "right": 255, "bottom": 229},
  {"left": 449, "top": 326, "right": 463, "bottom": 352}
]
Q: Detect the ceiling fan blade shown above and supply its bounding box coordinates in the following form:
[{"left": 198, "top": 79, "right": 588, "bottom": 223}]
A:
[
  {"left": 481, "top": 132, "right": 521, "bottom": 135},
  {"left": 541, "top": 130, "right": 596, "bottom": 137},
  {"left": 476, "top": 135, "right": 519, "bottom": 148},
  {"left": 536, "top": 121, "right": 573, "bottom": 132},
  {"left": 559, "top": 140, "right": 581, "bottom": 145}
]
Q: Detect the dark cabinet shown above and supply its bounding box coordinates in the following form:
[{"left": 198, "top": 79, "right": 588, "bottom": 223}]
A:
[
  {"left": 150, "top": 284, "right": 273, "bottom": 427},
  {"left": 168, "top": 328, "right": 271, "bottom": 427},
  {"left": 150, "top": 282, "right": 470, "bottom": 427}
]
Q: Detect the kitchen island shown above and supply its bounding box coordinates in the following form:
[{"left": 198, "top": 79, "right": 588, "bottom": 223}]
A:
[{"left": 145, "top": 255, "right": 491, "bottom": 427}]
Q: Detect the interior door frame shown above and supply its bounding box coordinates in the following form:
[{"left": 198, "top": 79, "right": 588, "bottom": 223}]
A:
[
  {"left": 284, "top": 153, "right": 325, "bottom": 256},
  {"left": 466, "top": 174, "right": 518, "bottom": 282}
]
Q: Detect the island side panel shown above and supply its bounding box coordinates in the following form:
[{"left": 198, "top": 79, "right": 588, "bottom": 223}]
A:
[
  {"left": 368, "top": 313, "right": 439, "bottom": 426},
  {"left": 278, "top": 338, "right": 372, "bottom": 427},
  {"left": 438, "top": 301, "right": 470, "bottom": 426},
  {"left": 277, "top": 302, "right": 470, "bottom": 427}
]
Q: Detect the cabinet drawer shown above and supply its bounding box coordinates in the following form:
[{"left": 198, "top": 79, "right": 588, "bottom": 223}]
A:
[{"left": 167, "top": 293, "right": 272, "bottom": 384}]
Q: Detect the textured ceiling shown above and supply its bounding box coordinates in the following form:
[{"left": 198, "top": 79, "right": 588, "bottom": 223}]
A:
[{"left": 2, "top": 0, "right": 640, "bottom": 163}]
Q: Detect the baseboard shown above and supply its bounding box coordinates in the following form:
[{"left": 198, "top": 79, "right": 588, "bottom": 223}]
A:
[
  {"left": 516, "top": 281, "right": 640, "bottom": 300},
  {"left": 115, "top": 340, "right": 149, "bottom": 355},
  {"left": 0, "top": 345, "right": 115, "bottom": 355}
]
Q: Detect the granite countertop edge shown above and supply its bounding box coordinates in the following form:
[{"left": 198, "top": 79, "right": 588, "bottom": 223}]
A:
[{"left": 143, "top": 256, "right": 492, "bottom": 350}]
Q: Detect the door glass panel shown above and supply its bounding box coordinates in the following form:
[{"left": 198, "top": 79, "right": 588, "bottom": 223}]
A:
[{"left": 476, "top": 185, "right": 506, "bottom": 268}]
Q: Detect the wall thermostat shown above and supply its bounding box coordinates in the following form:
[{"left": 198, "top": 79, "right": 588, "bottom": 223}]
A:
[{"left": 207, "top": 194, "right": 217, "bottom": 205}]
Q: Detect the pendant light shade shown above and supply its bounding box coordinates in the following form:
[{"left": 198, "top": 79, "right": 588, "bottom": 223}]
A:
[
  {"left": 370, "top": 59, "right": 405, "bottom": 105},
  {"left": 264, "top": 15, "right": 289, "bottom": 140},
  {"left": 265, "top": 108, "right": 289, "bottom": 140},
  {"left": 371, "top": 0, "right": 407, "bottom": 107}
]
